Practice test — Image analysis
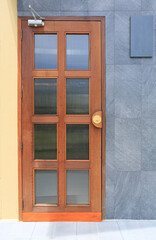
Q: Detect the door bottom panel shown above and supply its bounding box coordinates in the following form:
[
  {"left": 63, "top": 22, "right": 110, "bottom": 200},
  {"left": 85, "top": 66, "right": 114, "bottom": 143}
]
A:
[{"left": 23, "top": 212, "right": 101, "bottom": 222}]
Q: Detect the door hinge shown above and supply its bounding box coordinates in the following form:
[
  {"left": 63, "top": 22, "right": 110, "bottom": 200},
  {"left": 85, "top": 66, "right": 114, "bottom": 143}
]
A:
[
  {"left": 21, "top": 141, "right": 23, "bottom": 152},
  {"left": 22, "top": 199, "right": 24, "bottom": 210},
  {"left": 21, "top": 29, "right": 23, "bottom": 41},
  {"left": 21, "top": 87, "right": 23, "bottom": 99}
]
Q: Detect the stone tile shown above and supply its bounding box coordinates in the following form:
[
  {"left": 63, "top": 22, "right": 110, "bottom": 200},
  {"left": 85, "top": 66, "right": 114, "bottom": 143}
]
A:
[
  {"left": 115, "top": 0, "right": 141, "bottom": 10},
  {"left": 33, "top": 0, "right": 60, "bottom": 11},
  {"left": 60, "top": 11, "right": 88, "bottom": 16},
  {"left": 32, "top": 222, "right": 55, "bottom": 239},
  {"left": 77, "top": 222, "right": 98, "bottom": 240},
  {"left": 141, "top": 12, "right": 155, "bottom": 65},
  {"left": 140, "top": 171, "right": 156, "bottom": 219},
  {"left": 117, "top": 221, "right": 147, "bottom": 240},
  {"left": 106, "top": 65, "right": 115, "bottom": 116},
  {"left": 115, "top": 12, "right": 141, "bottom": 65},
  {"left": 19, "top": 11, "right": 61, "bottom": 17},
  {"left": 32, "top": 11, "right": 61, "bottom": 16},
  {"left": 98, "top": 221, "right": 123, "bottom": 240},
  {"left": 106, "top": 117, "right": 115, "bottom": 171},
  {"left": 61, "top": 0, "right": 87, "bottom": 11},
  {"left": 115, "top": 65, "right": 142, "bottom": 118},
  {"left": 106, "top": 12, "right": 115, "bottom": 64},
  {"left": 106, "top": 117, "right": 115, "bottom": 218},
  {"left": 18, "top": 11, "right": 33, "bottom": 16},
  {"left": 142, "top": 0, "right": 156, "bottom": 10},
  {"left": 139, "top": 221, "right": 156, "bottom": 240},
  {"left": 0, "top": 223, "right": 15, "bottom": 239},
  {"left": 87, "top": 11, "right": 107, "bottom": 16},
  {"left": 54, "top": 222, "right": 76, "bottom": 240},
  {"left": 142, "top": 65, "right": 156, "bottom": 118},
  {"left": 18, "top": 0, "right": 33, "bottom": 11},
  {"left": 87, "top": 12, "right": 115, "bottom": 64},
  {"left": 114, "top": 172, "right": 141, "bottom": 219},
  {"left": 0, "top": 222, "right": 36, "bottom": 240},
  {"left": 115, "top": 118, "right": 141, "bottom": 171},
  {"left": 142, "top": 119, "right": 156, "bottom": 170},
  {"left": 88, "top": 0, "right": 114, "bottom": 11},
  {"left": 105, "top": 168, "right": 115, "bottom": 219}
]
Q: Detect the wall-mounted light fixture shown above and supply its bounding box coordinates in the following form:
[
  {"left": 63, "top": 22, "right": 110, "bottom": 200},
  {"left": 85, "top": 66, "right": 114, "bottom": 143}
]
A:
[{"left": 28, "top": 5, "right": 45, "bottom": 27}]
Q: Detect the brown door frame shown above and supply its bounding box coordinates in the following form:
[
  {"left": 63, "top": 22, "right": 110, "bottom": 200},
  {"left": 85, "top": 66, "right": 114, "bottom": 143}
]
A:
[{"left": 18, "top": 16, "right": 105, "bottom": 221}]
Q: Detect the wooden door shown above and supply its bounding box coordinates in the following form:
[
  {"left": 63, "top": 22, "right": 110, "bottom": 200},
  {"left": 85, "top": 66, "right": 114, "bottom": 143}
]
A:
[{"left": 20, "top": 19, "right": 102, "bottom": 222}]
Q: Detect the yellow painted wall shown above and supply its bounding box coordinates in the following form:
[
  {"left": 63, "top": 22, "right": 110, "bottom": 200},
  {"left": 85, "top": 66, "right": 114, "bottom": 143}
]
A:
[{"left": 0, "top": 0, "right": 18, "bottom": 219}]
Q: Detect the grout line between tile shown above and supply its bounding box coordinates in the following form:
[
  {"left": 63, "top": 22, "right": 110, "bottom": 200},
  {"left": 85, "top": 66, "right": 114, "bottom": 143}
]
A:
[
  {"left": 76, "top": 222, "right": 78, "bottom": 240},
  {"left": 116, "top": 220, "right": 125, "bottom": 240},
  {"left": 29, "top": 222, "right": 36, "bottom": 240}
]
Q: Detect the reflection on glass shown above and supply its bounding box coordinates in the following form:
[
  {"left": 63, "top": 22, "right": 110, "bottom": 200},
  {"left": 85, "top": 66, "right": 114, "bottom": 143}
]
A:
[
  {"left": 66, "top": 170, "right": 89, "bottom": 205},
  {"left": 35, "top": 34, "right": 57, "bottom": 69},
  {"left": 66, "top": 34, "right": 89, "bottom": 69},
  {"left": 66, "top": 124, "right": 89, "bottom": 160},
  {"left": 66, "top": 79, "right": 89, "bottom": 114},
  {"left": 35, "top": 170, "right": 57, "bottom": 204},
  {"left": 34, "top": 124, "right": 57, "bottom": 160},
  {"left": 34, "top": 78, "right": 57, "bottom": 115}
]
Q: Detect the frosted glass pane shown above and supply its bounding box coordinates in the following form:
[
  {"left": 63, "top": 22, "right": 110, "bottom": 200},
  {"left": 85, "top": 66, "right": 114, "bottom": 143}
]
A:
[
  {"left": 35, "top": 170, "right": 57, "bottom": 204},
  {"left": 66, "top": 124, "right": 89, "bottom": 160},
  {"left": 34, "top": 78, "right": 57, "bottom": 114},
  {"left": 66, "top": 170, "right": 89, "bottom": 205},
  {"left": 34, "top": 124, "right": 57, "bottom": 160},
  {"left": 66, "top": 79, "right": 89, "bottom": 114}
]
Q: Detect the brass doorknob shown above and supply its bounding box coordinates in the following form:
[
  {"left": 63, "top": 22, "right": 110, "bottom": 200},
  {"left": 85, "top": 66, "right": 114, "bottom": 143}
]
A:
[{"left": 92, "top": 111, "right": 102, "bottom": 128}]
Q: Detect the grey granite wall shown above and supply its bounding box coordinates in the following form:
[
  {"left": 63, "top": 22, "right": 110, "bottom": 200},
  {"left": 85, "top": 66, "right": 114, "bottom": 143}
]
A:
[{"left": 18, "top": 0, "right": 156, "bottom": 219}]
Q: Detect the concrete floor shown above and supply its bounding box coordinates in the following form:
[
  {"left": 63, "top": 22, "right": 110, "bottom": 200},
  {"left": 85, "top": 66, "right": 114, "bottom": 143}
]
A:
[{"left": 0, "top": 220, "right": 156, "bottom": 240}]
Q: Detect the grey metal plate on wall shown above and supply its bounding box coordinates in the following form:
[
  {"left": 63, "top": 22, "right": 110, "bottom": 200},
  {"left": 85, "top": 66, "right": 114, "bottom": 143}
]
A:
[{"left": 131, "top": 15, "right": 153, "bottom": 57}]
